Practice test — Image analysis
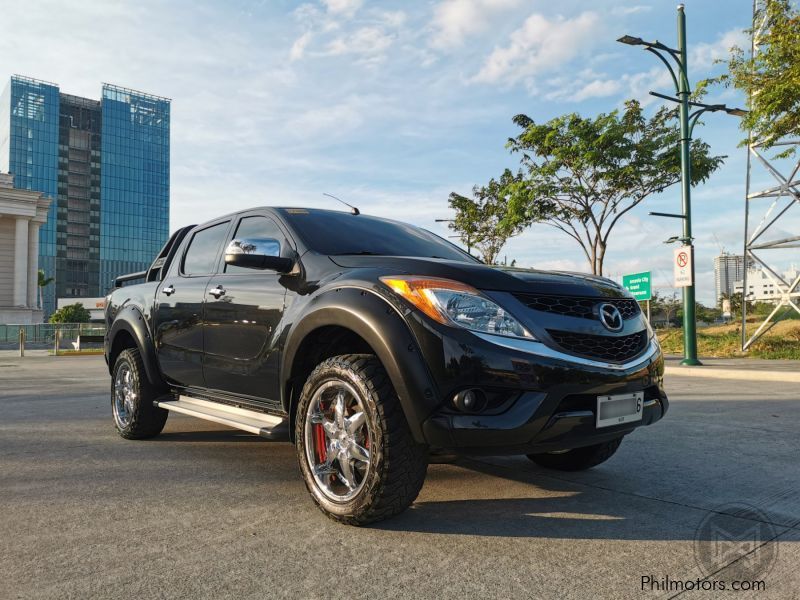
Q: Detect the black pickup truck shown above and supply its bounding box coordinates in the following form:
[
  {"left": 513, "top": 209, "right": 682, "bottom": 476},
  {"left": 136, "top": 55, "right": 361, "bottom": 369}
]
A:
[{"left": 104, "top": 207, "right": 668, "bottom": 525}]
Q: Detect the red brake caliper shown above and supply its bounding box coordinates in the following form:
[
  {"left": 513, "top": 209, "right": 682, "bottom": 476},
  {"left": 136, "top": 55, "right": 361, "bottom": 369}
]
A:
[{"left": 314, "top": 424, "right": 327, "bottom": 463}]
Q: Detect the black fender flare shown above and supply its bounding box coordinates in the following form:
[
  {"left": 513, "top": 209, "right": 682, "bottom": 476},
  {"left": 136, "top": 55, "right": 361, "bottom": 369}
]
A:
[
  {"left": 281, "top": 287, "right": 441, "bottom": 443},
  {"left": 106, "top": 304, "right": 164, "bottom": 388}
]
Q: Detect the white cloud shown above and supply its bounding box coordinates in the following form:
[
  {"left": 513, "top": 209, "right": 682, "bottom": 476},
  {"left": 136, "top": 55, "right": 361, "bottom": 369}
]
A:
[
  {"left": 372, "top": 9, "right": 407, "bottom": 28},
  {"left": 692, "top": 28, "right": 748, "bottom": 70},
  {"left": 472, "top": 12, "right": 600, "bottom": 85},
  {"left": 326, "top": 26, "right": 396, "bottom": 62},
  {"left": 430, "top": 0, "right": 522, "bottom": 49},
  {"left": 611, "top": 5, "right": 652, "bottom": 16},
  {"left": 322, "top": 0, "right": 363, "bottom": 17},
  {"left": 289, "top": 31, "right": 313, "bottom": 61}
]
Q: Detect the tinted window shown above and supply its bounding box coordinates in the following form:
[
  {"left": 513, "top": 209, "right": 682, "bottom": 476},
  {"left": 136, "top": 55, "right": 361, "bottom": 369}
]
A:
[
  {"left": 225, "top": 216, "right": 286, "bottom": 273},
  {"left": 182, "top": 222, "right": 229, "bottom": 275},
  {"left": 281, "top": 210, "right": 477, "bottom": 262}
]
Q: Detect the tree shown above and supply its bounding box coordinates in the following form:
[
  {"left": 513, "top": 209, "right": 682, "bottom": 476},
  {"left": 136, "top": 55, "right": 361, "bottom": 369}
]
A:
[
  {"left": 448, "top": 170, "right": 526, "bottom": 264},
  {"left": 49, "top": 303, "right": 90, "bottom": 324},
  {"left": 37, "top": 269, "right": 54, "bottom": 309},
  {"left": 501, "top": 100, "right": 725, "bottom": 275},
  {"left": 719, "top": 291, "right": 744, "bottom": 315},
  {"left": 651, "top": 291, "right": 681, "bottom": 325},
  {"left": 704, "top": 0, "right": 800, "bottom": 157}
]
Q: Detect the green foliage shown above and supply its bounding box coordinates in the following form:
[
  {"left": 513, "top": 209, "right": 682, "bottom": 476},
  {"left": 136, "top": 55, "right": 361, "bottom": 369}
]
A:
[
  {"left": 37, "top": 269, "right": 54, "bottom": 310},
  {"left": 706, "top": 0, "right": 800, "bottom": 156},
  {"left": 49, "top": 303, "right": 91, "bottom": 324},
  {"left": 448, "top": 169, "right": 526, "bottom": 264},
  {"left": 658, "top": 321, "right": 800, "bottom": 359},
  {"left": 501, "top": 100, "right": 725, "bottom": 275},
  {"left": 37, "top": 269, "right": 54, "bottom": 288},
  {"left": 649, "top": 291, "right": 682, "bottom": 325}
]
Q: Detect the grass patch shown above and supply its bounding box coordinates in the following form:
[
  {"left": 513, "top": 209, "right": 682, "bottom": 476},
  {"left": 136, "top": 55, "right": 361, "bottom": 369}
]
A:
[
  {"left": 49, "top": 349, "right": 105, "bottom": 356},
  {"left": 657, "top": 320, "right": 800, "bottom": 359}
]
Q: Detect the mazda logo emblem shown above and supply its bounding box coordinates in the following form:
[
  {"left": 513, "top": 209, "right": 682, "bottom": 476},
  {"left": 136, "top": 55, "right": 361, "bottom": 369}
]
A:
[{"left": 598, "top": 303, "right": 623, "bottom": 332}]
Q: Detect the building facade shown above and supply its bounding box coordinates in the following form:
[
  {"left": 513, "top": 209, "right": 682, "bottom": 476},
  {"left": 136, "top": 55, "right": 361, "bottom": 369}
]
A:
[
  {"left": 0, "top": 75, "right": 169, "bottom": 318},
  {"left": 734, "top": 266, "right": 800, "bottom": 301},
  {"left": 713, "top": 253, "right": 751, "bottom": 305},
  {"left": 0, "top": 172, "right": 51, "bottom": 324}
]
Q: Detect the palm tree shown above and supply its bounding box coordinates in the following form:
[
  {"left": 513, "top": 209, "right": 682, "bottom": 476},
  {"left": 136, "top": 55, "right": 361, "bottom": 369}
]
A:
[{"left": 37, "top": 269, "right": 54, "bottom": 309}]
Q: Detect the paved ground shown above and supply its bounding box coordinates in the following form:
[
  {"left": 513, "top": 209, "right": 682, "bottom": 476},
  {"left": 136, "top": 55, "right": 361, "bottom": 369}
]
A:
[{"left": 1, "top": 356, "right": 798, "bottom": 599}]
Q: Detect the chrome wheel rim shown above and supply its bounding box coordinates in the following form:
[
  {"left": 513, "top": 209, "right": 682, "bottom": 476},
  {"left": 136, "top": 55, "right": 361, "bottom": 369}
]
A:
[
  {"left": 113, "top": 363, "right": 136, "bottom": 429},
  {"left": 304, "top": 380, "right": 372, "bottom": 503}
]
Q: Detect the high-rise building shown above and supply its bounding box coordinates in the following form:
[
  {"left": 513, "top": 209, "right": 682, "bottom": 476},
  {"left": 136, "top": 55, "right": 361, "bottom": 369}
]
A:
[
  {"left": 0, "top": 75, "right": 169, "bottom": 317},
  {"left": 713, "top": 253, "right": 751, "bottom": 305}
]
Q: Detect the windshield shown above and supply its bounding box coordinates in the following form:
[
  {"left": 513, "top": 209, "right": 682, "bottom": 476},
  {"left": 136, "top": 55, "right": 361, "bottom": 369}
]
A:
[{"left": 280, "top": 209, "right": 479, "bottom": 263}]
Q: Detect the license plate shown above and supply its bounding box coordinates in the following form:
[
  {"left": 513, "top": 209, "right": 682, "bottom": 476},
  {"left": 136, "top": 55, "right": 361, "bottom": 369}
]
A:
[{"left": 596, "top": 392, "right": 644, "bottom": 428}]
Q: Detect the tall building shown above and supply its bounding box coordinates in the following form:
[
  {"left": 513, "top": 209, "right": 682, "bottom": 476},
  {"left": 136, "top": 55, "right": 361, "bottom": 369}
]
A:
[
  {"left": 713, "top": 253, "right": 751, "bottom": 305},
  {"left": 0, "top": 75, "right": 169, "bottom": 317}
]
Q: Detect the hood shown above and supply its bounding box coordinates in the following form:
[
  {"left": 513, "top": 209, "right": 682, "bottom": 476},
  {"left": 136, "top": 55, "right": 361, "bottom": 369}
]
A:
[{"left": 327, "top": 255, "right": 627, "bottom": 298}]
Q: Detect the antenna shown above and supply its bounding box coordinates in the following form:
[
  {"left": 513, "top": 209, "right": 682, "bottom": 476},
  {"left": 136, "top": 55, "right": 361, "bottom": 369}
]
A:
[{"left": 323, "top": 193, "right": 359, "bottom": 215}]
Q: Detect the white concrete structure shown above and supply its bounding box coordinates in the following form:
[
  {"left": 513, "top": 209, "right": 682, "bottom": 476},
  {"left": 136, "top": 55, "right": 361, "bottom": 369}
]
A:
[
  {"left": 734, "top": 266, "right": 800, "bottom": 301},
  {"left": 0, "top": 173, "right": 51, "bottom": 324}
]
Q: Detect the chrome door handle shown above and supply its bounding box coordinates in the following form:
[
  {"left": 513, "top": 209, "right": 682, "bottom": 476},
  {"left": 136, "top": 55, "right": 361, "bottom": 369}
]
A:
[
  {"left": 162, "top": 285, "right": 175, "bottom": 296},
  {"left": 209, "top": 285, "right": 226, "bottom": 299}
]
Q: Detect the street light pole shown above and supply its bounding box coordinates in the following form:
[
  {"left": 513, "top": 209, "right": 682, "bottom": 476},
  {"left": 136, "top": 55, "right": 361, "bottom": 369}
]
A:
[
  {"left": 618, "top": 4, "right": 746, "bottom": 366},
  {"left": 675, "top": 5, "right": 701, "bottom": 366}
]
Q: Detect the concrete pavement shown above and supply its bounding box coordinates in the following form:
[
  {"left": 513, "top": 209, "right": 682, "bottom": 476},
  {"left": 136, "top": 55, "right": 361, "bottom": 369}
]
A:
[{"left": 1, "top": 355, "right": 798, "bottom": 599}]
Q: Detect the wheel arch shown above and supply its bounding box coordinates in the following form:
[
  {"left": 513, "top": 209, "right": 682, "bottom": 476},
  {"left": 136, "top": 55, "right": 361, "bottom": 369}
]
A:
[
  {"left": 282, "top": 288, "right": 440, "bottom": 444},
  {"left": 106, "top": 304, "right": 165, "bottom": 389}
]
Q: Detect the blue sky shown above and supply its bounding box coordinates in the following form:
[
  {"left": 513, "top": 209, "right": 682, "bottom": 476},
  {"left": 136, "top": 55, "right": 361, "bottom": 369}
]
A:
[{"left": 3, "top": 0, "right": 795, "bottom": 304}]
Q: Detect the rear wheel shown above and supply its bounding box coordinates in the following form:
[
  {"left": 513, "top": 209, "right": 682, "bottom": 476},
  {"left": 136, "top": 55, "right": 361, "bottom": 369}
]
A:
[
  {"left": 112, "top": 348, "right": 168, "bottom": 439},
  {"left": 296, "top": 354, "right": 428, "bottom": 525},
  {"left": 526, "top": 437, "right": 623, "bottom": 471}
]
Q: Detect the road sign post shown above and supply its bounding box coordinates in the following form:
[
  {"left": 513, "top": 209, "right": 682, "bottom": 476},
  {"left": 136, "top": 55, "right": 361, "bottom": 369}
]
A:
[{"left": 622, "top": 271, "right": 652, "bottom": 324}]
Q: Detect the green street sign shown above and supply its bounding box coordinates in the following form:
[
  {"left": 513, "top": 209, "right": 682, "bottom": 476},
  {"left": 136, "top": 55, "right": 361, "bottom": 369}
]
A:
[{"left": 622, "top": 271, "right": 652, "bottom": 301}]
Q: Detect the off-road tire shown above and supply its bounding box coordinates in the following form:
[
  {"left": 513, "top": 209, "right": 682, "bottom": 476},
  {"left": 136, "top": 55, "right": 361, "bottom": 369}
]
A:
[
  {"left": 112, "top": 348, "right": 168, "bottom": 439},
  {"left": 527, "top": 437, "right": 623, "bottom": 471},
  {"left": 295, "top": 354, "right": 429, "bottom": 525}
]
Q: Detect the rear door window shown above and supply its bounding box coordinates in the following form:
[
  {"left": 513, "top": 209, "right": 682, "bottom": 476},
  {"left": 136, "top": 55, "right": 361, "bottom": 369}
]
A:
[{"left": 182, "top": 222, "right": 230, "bottom": 276}]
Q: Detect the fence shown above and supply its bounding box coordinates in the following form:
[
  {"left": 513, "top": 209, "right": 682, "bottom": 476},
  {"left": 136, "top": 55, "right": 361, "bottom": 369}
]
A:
[{"left": 0, "top": 323, "right": 106, "bottom": 355}]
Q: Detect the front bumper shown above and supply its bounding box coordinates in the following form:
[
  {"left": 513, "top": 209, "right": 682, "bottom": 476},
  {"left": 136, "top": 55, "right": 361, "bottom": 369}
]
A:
[{"left": 414, "top": 327, "right": 668, "bottom": 455}]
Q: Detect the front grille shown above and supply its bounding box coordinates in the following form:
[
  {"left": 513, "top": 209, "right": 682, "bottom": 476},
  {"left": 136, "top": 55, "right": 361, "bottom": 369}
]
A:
[
  {"left": 514, "top": 294, "right": 640, "bottom": 321},
  {"left": 547, "top": 329, "right": 648, "bottom": 362}
]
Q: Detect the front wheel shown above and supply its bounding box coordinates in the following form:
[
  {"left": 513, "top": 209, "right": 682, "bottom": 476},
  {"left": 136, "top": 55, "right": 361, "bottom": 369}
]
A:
[
  {"left": 295, "top": 354, "right": 428, "bottom": 525},
  {"left": 526, "top": 437, "right": 623, "bottom": 471},
  {"left": 112, "top": 348, "right": 168, "bottom": 439}
]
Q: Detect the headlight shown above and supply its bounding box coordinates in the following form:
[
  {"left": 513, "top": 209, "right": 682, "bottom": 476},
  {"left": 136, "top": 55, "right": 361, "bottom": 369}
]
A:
[{"left": 380, "top": 276, "right": 535, "bottom": 339}]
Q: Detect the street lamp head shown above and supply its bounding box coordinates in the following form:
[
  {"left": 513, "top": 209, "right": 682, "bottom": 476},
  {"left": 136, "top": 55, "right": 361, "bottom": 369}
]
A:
[
  {"left": 725, "top": 107, "right": 748, "bottom": 117},
  {"left": 677, "top": 3, "right": 685, "bottom": 10},
  {"left": 617, "top": 35, "right": 645, "bottom": 46}
]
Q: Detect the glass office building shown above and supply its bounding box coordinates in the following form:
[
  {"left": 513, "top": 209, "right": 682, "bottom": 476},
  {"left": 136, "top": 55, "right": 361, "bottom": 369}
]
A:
[
  {"left": 0, "top": 76, "right": 170, "bottom": 317},
  {"left": 100, "top": 84, "right": 170, "bottom": 295}
]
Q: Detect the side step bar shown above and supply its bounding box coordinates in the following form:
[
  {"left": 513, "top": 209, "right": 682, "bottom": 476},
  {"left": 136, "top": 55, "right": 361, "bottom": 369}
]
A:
[{"left": 155, "top": 396, "right": 290, "bottom": 440}]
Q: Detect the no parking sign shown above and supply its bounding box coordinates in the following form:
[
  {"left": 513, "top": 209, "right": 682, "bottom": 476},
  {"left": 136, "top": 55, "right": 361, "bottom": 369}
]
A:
[{"left": 674, "top": 246, "right": 693, "bottom": 287}]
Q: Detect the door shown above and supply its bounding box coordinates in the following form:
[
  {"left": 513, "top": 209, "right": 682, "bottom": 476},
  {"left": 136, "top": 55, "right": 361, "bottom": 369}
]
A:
[
  {"left": 202, "top": 214, "right": 291, "bottom": 402},
  {"left": 154, "top": 220, "right": 231, "bottom": 388}
]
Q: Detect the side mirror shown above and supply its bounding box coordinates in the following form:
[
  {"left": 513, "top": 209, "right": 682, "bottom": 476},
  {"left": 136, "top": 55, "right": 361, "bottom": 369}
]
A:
[{"left": 224, "top": 238, "right": 294, "bottom": 273}]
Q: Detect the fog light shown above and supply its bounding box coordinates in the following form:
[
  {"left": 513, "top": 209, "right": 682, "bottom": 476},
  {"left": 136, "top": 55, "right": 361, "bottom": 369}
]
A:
[{"left": 453, "top": 388, "right": 487, "bottom": 412}]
